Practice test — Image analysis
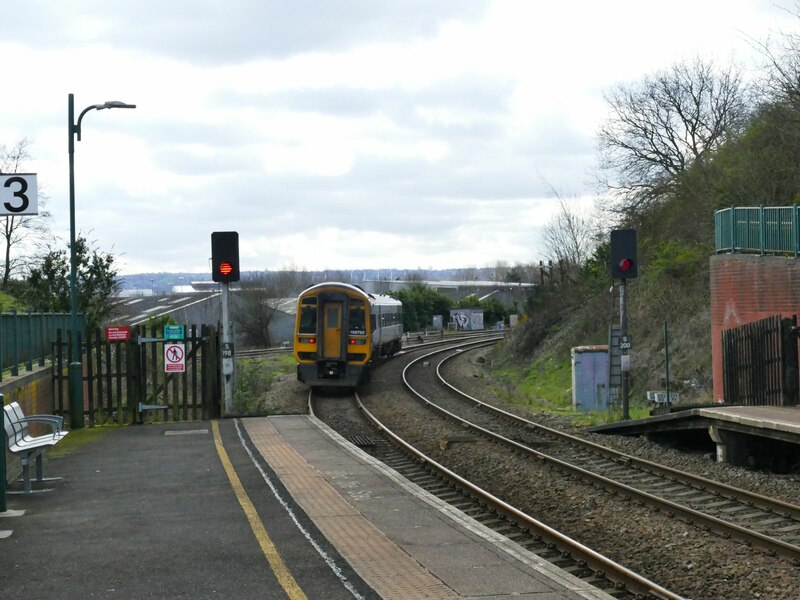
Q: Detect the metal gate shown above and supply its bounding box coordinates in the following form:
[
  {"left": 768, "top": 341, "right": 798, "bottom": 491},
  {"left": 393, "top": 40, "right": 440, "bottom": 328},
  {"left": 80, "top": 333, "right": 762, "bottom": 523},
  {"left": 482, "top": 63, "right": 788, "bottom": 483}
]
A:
[
  {"left": 722, "top": 315, "right": 798, "bottom": 406},
  {"left": 52, "top": 324, "right": 220, "bottom": 425}
]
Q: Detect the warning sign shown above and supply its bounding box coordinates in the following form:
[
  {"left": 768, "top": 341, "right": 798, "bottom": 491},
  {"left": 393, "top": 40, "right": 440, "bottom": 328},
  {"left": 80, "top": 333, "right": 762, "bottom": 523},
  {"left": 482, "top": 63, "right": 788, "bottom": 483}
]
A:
[
  {"left": 105, "top": 326, "right": 131, "bottom": 341},
  {"left": 164, "top": 343, "right": 185, "bottom": 373}
]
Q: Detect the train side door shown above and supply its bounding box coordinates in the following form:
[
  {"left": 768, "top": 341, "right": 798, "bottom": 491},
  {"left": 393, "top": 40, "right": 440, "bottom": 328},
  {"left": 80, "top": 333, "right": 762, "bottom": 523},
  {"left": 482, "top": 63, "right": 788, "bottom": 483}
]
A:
[{"left": 322, "top": 302, "right": 343, "bottom": 358}]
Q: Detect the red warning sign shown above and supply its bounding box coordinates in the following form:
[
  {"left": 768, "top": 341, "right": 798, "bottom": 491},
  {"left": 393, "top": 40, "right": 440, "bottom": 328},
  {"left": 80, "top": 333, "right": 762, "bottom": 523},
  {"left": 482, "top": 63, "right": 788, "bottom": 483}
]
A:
[
  {"left": 164, "top": 343, "right": 186, "bottom": 372},
  {"left": 105, "top": 326, "right": 131, "bottom": 341}
]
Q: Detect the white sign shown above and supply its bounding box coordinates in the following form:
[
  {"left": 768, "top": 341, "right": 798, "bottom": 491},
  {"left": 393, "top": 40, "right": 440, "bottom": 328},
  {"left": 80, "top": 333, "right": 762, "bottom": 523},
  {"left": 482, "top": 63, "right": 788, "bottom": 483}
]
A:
[
  {"left": 164, "top": 343, "right": 186, "bottom": 373},
  {"left": 0, "top": 174, "right": 38, "bottom": 215}
]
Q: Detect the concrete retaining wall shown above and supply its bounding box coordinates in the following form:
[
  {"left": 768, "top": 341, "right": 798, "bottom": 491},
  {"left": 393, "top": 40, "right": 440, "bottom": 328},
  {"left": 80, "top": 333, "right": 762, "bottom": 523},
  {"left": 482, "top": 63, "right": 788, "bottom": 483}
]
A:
[{"left": 2, "top": 366, "right": 54, "bottom": 482}]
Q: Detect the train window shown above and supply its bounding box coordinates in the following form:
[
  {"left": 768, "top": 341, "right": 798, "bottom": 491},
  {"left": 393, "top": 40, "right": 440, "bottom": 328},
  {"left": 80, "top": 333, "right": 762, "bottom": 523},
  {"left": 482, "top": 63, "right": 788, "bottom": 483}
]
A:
[
  {"left": 349, "top": 307, "right": 366, "bottom": 335},
  {"left": 299, "top": 306, "right": 317, "bottom": 334},
  {"left": 326, "top": 307, "right": 340, "bottom": 328}
]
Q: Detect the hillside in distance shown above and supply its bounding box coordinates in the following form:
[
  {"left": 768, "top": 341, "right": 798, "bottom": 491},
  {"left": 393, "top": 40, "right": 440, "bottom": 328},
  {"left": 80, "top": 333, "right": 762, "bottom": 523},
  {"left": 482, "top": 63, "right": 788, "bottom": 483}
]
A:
[{"left": 118, "top": 267, "right": 508, "bottom": 293}]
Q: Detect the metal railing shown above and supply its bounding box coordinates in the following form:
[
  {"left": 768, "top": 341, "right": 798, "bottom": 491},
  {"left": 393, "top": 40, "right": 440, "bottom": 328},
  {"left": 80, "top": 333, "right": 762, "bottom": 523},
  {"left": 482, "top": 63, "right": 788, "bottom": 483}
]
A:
[
  {"left": 715, "top": 205, "right": 800, "bottom": 256},
  {"left": 0, "top": 311, "right": 84, "bottom": 380}
]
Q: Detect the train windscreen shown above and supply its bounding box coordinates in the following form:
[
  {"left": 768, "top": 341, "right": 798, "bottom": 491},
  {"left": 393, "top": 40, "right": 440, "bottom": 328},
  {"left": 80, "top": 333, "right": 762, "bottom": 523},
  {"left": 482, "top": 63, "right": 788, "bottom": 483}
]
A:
[{"left": 299, "top": 305, "right": 317, "bottom": 334}]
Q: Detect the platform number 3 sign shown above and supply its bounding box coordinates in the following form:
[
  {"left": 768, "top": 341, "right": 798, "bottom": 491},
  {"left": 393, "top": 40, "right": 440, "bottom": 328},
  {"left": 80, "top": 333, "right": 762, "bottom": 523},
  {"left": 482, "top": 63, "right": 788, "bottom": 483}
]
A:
[{"left": 0, "top": 174, "right": 38, "bottom": 215}]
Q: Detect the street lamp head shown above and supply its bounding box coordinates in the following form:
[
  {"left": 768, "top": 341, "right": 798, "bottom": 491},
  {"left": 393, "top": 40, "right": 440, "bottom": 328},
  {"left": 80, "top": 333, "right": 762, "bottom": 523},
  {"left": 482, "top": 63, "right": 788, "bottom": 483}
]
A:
[
  {"left": 98, "top": 101, "right": 136, "bottom": 110},
  {"left": 72, "top": 98, "right": 136, "bottom": 142}
]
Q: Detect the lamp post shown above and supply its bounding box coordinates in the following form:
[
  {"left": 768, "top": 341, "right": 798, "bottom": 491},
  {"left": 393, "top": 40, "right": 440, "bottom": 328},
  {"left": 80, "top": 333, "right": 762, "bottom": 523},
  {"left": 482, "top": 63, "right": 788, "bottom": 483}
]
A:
[{"left": 68, "top": 93, "right": 135, "bottom": 429}]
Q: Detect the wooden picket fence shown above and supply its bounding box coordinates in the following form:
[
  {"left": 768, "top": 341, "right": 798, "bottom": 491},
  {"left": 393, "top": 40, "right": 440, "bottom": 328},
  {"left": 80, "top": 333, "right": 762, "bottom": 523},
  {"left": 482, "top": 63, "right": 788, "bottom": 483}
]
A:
[{"left": 52, "top": 324, "right": 220, "bottom": 425}]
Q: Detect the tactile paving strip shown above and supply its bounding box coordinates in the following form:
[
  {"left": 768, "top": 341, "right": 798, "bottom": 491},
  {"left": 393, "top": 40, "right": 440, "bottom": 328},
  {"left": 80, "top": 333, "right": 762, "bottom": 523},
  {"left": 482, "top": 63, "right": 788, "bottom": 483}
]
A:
[{"left": 244, "top": 418, "right": 460, "bottom": 599}]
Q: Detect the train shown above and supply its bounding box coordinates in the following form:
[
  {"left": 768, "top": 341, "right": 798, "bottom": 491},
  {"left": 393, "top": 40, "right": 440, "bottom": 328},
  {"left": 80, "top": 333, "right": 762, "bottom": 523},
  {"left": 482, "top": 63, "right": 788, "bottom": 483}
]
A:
[{"left": 293, "top": 282, "right": 403, "bottom": 387}]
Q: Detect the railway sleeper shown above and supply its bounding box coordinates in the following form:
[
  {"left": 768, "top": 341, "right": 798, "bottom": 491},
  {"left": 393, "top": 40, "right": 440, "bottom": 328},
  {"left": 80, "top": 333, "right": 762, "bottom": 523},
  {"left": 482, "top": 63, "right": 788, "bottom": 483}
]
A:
[
  {"left": 475, "top": 516, "right": 507, "bottom": 528},
  {"left": 741, "top": 516, "right": 793, "bottom": 527},
  {"left": 407, "top": 475, "right": 440, "bottom": 486},
  {"left": 437, "top": 491, "right": 466, "bottom": 502}
]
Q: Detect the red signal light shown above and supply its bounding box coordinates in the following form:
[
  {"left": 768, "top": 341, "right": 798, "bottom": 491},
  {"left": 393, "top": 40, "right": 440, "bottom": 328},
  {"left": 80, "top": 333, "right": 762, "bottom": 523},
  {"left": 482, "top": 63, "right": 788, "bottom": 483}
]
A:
[
  {"left": 618, "top": 258, "right": 634, "bottom": 273},
  {"left": 211, "top": 231, "right": 240, "bottom": 283}
]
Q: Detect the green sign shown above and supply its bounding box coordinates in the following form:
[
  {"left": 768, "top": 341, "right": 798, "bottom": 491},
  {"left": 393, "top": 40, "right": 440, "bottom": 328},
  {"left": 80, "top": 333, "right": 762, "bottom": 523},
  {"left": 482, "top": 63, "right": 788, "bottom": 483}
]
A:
[{"left": 164, "top": 324, "right": 185, "bottom": 340}]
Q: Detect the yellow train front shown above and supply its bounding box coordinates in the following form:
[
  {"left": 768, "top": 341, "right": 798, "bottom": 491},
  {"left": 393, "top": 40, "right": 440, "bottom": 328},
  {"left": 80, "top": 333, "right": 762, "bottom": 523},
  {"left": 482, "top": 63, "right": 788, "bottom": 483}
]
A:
[{"left": 294, "top": 282, "right": 403, "bottom": 387}]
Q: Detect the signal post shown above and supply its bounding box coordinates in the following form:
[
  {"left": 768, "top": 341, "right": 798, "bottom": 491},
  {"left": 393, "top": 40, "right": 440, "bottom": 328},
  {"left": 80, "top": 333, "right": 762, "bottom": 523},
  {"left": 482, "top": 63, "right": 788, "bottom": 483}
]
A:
[
  {"left": 610, "top": 229, "right": 637, "bottom": 420},
  {"left": 211, "top": 231, "right": 240, "bottom": 416}
]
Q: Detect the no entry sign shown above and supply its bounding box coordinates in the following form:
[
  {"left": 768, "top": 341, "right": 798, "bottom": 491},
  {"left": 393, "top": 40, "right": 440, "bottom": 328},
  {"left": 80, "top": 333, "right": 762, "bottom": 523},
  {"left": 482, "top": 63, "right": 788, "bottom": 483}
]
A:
[{"left": 164, "top": 343, "right": 186, "bottom": 372}]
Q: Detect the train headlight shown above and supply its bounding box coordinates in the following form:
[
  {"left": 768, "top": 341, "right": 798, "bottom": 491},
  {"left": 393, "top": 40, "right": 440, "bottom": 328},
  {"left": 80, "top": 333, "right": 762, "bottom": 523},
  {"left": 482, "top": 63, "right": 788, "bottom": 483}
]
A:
[
  {"left": 348, "top": 338, "right": 366, "bottom": 345},
  {"left": 299, "top": 337, "right": 316, "bottom": 344}
]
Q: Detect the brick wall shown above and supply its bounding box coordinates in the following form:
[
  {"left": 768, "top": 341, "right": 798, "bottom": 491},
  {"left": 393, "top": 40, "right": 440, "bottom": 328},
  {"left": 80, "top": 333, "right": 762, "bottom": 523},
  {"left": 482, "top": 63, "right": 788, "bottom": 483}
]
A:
[{"left": 710, "top": 254, "right": 800, "bottom": 402}]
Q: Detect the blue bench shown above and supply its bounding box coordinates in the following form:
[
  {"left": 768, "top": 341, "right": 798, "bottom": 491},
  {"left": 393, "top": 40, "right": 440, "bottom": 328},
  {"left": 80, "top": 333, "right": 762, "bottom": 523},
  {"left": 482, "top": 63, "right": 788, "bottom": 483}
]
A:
[{"left": 3, "top": 402, "right": 68, "bottom": 493}]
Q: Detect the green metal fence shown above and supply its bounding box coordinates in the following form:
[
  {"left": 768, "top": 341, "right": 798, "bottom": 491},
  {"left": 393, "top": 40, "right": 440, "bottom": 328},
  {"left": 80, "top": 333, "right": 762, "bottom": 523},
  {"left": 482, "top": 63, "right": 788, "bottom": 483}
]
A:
[
  {"left": 715, "top": 205, "right": 800, "bottom": 256},
  {"left": 0, "top": 311, "right": 84, "bottom": 379}
]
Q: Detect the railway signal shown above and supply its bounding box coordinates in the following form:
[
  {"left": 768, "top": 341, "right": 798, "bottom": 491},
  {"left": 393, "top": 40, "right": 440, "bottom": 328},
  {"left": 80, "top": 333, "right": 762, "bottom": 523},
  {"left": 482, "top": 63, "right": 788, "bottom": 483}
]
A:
[
  {"left": 609, "top": 228, "right": 637, "bottom": 422},
  {"left": 211, "top": 231, "right": 240, "bottom": 283},
  {"left": 610, "top": 229, "right": 637, "bottom": 280},
  {"left": 211, "top": 231, "right": 239, "bottom": 415}
]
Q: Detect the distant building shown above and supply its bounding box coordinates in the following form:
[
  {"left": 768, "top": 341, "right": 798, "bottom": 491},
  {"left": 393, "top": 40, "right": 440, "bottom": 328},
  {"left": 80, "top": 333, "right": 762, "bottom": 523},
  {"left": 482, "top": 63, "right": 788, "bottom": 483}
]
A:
[
  {"left": 362, "top": 279, "right": 534, "bottom": 305},
  {"left": 108, "top": 291, "right": 296, "bottom": 349}
]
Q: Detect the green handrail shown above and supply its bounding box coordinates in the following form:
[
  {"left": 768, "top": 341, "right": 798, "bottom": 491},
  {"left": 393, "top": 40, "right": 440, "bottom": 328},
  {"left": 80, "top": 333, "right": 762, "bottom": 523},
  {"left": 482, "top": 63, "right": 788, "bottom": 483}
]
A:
[
  {"left": 0, "top": 312, "right": 83, "bottom": 380},
  {"left": 715, "top": 206, "right": 800, "bottom": 257}
]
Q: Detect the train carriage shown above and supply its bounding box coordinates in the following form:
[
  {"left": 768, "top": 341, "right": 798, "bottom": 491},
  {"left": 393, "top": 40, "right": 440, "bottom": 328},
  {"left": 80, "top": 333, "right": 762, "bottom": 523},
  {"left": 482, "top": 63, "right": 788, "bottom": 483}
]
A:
[{"left": 294, "top": 282, "right": 402, "bottom": 387}]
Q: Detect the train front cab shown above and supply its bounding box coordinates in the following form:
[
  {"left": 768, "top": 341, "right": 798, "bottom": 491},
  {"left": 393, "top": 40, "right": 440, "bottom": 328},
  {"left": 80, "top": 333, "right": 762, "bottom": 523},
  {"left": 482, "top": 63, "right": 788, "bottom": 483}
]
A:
[{"left": 295, "top": 286, "right": 370, "bottom": 387}]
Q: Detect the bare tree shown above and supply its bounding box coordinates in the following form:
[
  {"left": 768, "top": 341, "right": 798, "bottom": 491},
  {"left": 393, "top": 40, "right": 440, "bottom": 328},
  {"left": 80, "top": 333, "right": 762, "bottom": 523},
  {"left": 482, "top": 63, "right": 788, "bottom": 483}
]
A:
[
  {"left": 236, "top": 270, "right": 302, "bottom": 348},
  {"left": 492, "top": 260, "right": 509, "bottom": 282},
  {"left": 457, "top": 265, "right": 478, "bottom": 281},
  {"left": 753, "top": 5, "right": 800, "bottom": 108},
  {"left": 596, "top": 58, "right": 751, "bottom": 217},
  {"left": 540, "top": 191, "right": 595, "bottom": 279},
  {"left": 0, "top": 139, "right": 51, "bottom": 287}
]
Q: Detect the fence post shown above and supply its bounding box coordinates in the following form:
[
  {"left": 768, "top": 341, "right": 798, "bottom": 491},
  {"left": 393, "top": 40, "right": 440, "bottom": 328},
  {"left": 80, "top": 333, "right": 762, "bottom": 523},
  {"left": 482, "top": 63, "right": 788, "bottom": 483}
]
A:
[
  {"left": 127, "top": 329, "right": 142, "bottom": 425},
  {"left": 25, "top": 311, "right": 33, "bottom": 372},
  {"left": 54, "top": 329, "right": 64, "bottom": 415},
  {"left": 759, "top": 204, "right": 765, "bottom": 255},
  {"left": 0, "top": 312, "right": 4, "bottom": 383},
  {"left": 86, "top": 329, "right": 95, "bottom": 427},
  {"left": 1, "top": 392, "right": 6, "bottom": 513},
  {"left": 39, "top": 313, "right": 46, "bottom": 367},
  {"left": 10, "top": 308, "right": 18, "bottom": 377},
  {"left": 730, "top": 206, "right": 736, "bottom": 253}
]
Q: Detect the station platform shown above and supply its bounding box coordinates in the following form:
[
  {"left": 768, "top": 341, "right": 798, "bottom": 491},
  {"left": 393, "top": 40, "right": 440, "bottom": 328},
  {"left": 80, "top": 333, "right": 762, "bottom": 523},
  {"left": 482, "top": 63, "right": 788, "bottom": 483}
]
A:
[
  {"left": 2, "top": 416, "right": 613, "bottom": 599},
  {"left": 588, "top": 404, "right": 800, "bottom": 467}
]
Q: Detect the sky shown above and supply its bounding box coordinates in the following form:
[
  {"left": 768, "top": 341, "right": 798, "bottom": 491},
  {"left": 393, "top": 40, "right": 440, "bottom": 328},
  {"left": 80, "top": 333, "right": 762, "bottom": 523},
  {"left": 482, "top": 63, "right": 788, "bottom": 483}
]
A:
[{"left": 0, "top": 1, "right": 797, "bottom": 276}]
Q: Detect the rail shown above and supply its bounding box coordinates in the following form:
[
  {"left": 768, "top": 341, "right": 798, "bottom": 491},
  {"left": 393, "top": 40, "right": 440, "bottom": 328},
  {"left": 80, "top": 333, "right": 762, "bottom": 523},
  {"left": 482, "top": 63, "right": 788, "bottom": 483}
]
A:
[
  {"left": 423, "top": 345, "right": 800, "bottom": 564},
  {"left": 715, "top": 205, "right": 800, "bottom": 256},
  {"left": 354, "top": 381, "right": 684, "bottom": 600}
]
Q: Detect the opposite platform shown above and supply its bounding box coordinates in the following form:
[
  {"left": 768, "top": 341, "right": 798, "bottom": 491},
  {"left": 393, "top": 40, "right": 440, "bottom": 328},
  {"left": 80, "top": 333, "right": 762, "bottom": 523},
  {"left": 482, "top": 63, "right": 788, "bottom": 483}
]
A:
[{"left": 245, "top": 415, "right": 614, "bottom": 600}]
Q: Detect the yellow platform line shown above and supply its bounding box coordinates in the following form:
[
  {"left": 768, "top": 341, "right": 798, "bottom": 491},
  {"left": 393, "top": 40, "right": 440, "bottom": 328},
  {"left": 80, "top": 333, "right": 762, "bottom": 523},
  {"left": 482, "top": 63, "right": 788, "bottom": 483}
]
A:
[{"left": 211, "top": 420, "right": 308, "bottom": 600}]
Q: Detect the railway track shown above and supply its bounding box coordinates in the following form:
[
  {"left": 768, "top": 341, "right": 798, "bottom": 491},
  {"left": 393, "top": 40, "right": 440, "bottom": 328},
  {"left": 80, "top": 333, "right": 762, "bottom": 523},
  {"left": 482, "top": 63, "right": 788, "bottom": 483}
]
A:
[
  {"left": 311, "top": 338, "right": 686, "bottom": 600},
  {"left": 403, "top": 343, "right": 800, "bottom": 565}
]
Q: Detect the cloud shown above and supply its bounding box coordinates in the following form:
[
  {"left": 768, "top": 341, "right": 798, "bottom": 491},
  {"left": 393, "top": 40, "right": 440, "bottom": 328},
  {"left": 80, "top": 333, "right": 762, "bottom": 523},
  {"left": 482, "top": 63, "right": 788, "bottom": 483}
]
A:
[
  {"left": 1, "top": 0, "right": 796, "bottom": 278},
  {"left": 1, "top": 1, "right": 490, "bottom": 63}
]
